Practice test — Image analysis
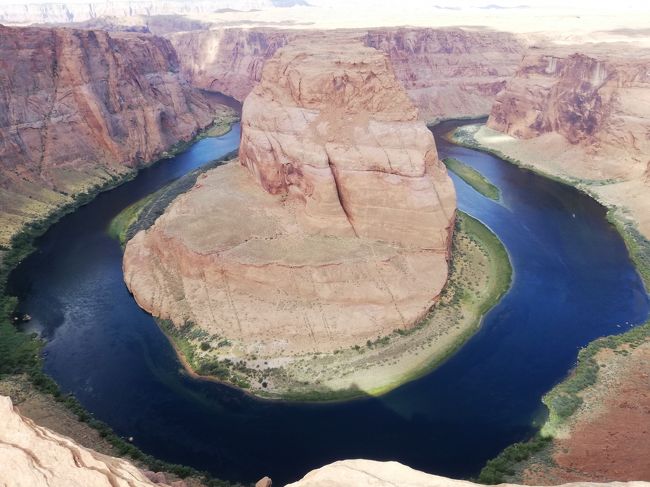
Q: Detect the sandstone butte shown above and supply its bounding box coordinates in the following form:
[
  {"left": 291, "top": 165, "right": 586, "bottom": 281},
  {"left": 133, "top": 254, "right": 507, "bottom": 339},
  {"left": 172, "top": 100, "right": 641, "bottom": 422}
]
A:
[
  {"left": 0, "top": 24, "right": 223, "bottom": 249},
  {"left": 123, "top": 41, "right": 456, "bottom": 366},
  {"left": 3, "top": 393, "right": 650, "bottom": 487},
  {"left": 475, "top": 44, "right": 650, "bottom": 240},
  {"left": 168, "top": 27, "right": 525, "bottom": 122}
]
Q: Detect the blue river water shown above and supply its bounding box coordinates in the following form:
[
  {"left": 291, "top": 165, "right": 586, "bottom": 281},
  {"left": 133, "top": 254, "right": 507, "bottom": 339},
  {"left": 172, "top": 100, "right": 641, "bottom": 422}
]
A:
[{"left": 9, "top": 118, "right": 648, "bottom": 485}]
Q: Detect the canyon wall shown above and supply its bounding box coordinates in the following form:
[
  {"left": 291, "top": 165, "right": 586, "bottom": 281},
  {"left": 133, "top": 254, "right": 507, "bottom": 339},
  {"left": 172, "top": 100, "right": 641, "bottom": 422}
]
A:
[
  {"left": 123, "top": 40, "right": 455, "bottom": 393},
  {"left": 481, "top": 44, "right": 650, "bottom": 238},
  {"left": 0, "top": 24, "right": 220, "bottom": 248},
  {"left": 169, "top": 27, "right": 525, "bottom": 121},
  {"left": 364, "top": 28, "right": 525, "bottom": 121},
  {"left": 488, "top": 47, "right": 650, "bottom": 150},
  {"left": 169, "top": 28, "right": 293, "bottom": 101}
]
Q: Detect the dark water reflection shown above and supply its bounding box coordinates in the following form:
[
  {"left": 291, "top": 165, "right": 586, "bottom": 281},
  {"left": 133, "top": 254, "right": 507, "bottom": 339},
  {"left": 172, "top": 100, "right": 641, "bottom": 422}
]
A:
[{"left": 9, "top": 119, "right": 648, "bottom": 485}]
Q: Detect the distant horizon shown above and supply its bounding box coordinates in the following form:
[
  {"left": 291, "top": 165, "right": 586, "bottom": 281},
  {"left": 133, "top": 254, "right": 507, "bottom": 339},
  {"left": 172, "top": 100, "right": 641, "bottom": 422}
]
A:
[{"left": 4, "top": 0, "right": 650, "bottom": 11}]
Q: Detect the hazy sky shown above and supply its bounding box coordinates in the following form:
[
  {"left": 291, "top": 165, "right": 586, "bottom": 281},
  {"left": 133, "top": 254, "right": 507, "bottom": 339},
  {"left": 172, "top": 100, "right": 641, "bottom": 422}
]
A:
[{"left": 4, "top": 0, "right": 650, "bottom": 8}]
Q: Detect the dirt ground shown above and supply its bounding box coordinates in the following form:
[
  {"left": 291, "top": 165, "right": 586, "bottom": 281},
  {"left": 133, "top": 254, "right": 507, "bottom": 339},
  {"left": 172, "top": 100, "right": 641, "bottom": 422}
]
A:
[{"left": 521, "top": 342, "right": 650, "bottom": 484}]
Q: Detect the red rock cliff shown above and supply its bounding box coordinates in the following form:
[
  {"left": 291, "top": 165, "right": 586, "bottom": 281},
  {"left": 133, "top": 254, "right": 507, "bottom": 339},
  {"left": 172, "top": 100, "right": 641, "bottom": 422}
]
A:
[
  {"left": 483, "top": 45, "right": 650, "bottom": 237},
  {"left": 0, "top": 24, "right": 218, "bottom": 247},
  {"left": 364, "top": 28, "right": 525, "bottom": 121},
  {"left": 488, "top": 47, "right": 650, "bottom": 150}
]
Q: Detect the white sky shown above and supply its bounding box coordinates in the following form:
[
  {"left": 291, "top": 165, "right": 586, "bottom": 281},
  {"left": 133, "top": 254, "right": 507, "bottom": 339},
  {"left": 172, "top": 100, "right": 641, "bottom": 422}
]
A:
[{"left": 2, "top": 0, "right": 649, "bottom": 8}]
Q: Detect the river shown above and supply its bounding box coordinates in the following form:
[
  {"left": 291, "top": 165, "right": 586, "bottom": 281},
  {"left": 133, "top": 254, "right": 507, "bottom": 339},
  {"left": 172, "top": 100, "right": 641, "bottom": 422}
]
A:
[{"left": 8, "top": 119, "right": 649, "bottom": 485}]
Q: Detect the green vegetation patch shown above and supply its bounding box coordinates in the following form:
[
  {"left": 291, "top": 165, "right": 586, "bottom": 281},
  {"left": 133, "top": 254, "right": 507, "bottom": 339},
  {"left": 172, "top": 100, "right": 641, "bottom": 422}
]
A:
[
  {"left": 478, "top": 434, "right": 553, "bottom": 484},
  {"left": 607, "top": 212, "right": 650, "bottom": 291},
  {"left": 443, "top": 157, "right": 500, "bottom": 201},
  {"left": 458, "top": 213, "right": 512, "bottom": 316},
  {"left": 107, "top": 194, "right": 156, "bottom": 245}
]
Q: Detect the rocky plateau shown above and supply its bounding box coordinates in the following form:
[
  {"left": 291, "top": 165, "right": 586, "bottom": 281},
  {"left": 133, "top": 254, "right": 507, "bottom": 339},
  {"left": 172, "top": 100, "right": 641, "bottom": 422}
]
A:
[{"left": 122, "top": 40, "right": 456, "bottom": 371}]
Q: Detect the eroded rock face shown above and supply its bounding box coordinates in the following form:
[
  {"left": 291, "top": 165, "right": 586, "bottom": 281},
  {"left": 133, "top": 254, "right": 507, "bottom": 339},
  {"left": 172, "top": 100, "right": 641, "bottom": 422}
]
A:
[
  {"left": 364, "top": 28, "right": 525, "bottom": 121},
  {"left": 123, "top": 41, "right": 455, "bottom": 360},
  {"left": 483, "top": 45, "right": 650, "bottom": 238},
  {"left": 0, "top": 24, "right": 218, "bottom": 247},
  {"left": 286, "top": 459, "right": 650, "bottom": 487},
  {"left": 0, "top": 396, "right": 166, "bottom": 487},
  {"left": 239, "top": 42, "right": 456, "bottom": 249},
  {"left": 488, "top": 47, "right": 650, "bottom": 149},
  {"left": 170, "top": 27, "right": 525, "bottom": 121},
  {"left": 170, "top": 28, "right": 293, "bottom": 102}
]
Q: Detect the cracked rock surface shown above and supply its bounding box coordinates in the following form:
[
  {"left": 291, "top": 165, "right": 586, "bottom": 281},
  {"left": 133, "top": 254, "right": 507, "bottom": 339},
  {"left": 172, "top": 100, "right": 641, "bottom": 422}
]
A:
[
  {"left": 123, "top": 40, "right": 455, "bottom": 359},
  {"left": 0, "top": 396, "right": 167, "bottom": 487}
]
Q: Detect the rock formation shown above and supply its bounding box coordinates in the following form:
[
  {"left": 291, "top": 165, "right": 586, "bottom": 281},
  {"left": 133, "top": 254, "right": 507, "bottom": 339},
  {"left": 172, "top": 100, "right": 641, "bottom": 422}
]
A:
[
  {"left": 169, "top": 28, "right": 293, "bottom": 102},
  {"left": 481, "top": 44, "right": 650, "bottom": 238},
  {"left": 286, "top": 459, "right": 650, "bottom": 487},
  {"left": 0, "top": 395, "right": 168, "bottom": 487},
  {"left": 488, "top": 47, "right": 650, "bottom": 148},
  {"left": 364, "top": 28, "right": 525, "bottom": 121},
  {"left": 169, "top": 27, "right": 524, "bottom": 121},
  {"left": 123, "top": 41, "right": 455, "bottom": 368},
  {"left": 0, "top": 24, "right": 221, "bottom": 247}
]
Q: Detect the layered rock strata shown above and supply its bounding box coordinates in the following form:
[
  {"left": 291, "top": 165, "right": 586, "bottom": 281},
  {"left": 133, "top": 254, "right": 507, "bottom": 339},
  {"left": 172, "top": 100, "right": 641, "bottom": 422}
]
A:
[
  {"left": 0, "top": 24, "right": 220, "bottom": 247},
  {"left": 364, "top": 28, "right": 525, "bottom": 121},
  {"left": 0, "top": 395, "right": 168, "bottom": 487},
  {"left": 484, "top": 44, "right": 650, "bottom": 237},
  {"left": 169, "top": 27, "right": 525, "bottom": 121},
  {"left": 123, "top": 41, "right": 455, "bottom": 362}
]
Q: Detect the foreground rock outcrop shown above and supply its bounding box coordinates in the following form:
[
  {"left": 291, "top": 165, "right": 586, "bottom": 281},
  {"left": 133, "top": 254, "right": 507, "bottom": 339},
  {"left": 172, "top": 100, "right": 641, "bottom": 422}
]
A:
[
  {"left": 170, "top": 27, "right": 524, "bottom": 121},
  {"left": 123, "top": 40, "right": 455, "bottom": 393},
  {"left": 0, "top": 395, "right": 166, "bottom": 487},
  {"left": 0, "top": 24, "right": 223, "bottom": 248},
  {"left": 483, "top": 44, "right": 650, "bottom": 238},
  {"left": 287, "top": 460, "right": 650, "bottom": 487}
]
